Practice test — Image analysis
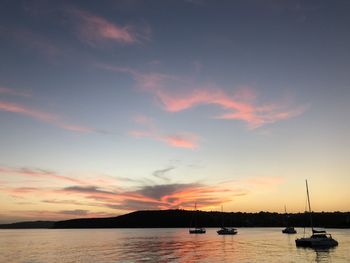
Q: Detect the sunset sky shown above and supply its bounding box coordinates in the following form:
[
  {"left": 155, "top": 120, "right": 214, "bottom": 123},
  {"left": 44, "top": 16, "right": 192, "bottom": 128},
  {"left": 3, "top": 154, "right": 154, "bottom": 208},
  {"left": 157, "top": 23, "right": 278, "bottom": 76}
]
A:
[{"left": 0, "top": 0, "right": 349, "bottom": 223}]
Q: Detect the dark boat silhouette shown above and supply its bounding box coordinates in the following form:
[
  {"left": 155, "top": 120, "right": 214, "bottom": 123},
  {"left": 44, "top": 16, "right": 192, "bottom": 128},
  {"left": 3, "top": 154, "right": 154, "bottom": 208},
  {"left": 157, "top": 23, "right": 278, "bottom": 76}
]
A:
[
  {"left": 189, "top": 203, "right": 206, "bottom": 234},
  {"left": 217, "top": 206, "right": 237, "bottom": 235},
  {"left": 295, "top": 180, "right": 338, "bottom": 248},
  {"left": 282, "top": 205, "right": 297, "bottom": 234}
]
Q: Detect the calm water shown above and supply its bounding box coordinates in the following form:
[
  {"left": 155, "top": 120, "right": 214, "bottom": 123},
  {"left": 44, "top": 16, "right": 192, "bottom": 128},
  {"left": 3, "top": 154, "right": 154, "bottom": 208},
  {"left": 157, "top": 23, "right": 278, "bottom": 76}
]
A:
[{"left": 0, "top": 228, "right": 349, "bottom": 262}]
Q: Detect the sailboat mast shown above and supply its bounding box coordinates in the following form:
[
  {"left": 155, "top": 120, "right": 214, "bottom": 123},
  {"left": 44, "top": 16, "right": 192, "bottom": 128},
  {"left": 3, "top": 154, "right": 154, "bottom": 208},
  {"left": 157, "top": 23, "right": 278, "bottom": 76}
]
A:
[
  {"left": 194, "top": 202, "right": 197, "bottom": 228},
  {"left": 221, "top": 205, "right": 224, "bottom": 227},
  {"left": 305, "top": 180, "right": 313, "bottom": 231}
]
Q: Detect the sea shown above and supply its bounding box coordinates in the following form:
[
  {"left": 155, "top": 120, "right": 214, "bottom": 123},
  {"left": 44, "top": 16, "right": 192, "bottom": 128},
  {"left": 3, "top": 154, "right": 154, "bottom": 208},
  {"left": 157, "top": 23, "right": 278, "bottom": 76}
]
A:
[{"left": 0, "top": 228, "right": 349, "bottom": 262}]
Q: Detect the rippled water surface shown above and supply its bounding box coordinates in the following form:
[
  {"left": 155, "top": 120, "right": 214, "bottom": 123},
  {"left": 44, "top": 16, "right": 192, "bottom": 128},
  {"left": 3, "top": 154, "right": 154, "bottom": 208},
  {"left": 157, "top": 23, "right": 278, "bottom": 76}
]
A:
[{"left": 1, "top": 228, "right": 349, "bottom": 262}]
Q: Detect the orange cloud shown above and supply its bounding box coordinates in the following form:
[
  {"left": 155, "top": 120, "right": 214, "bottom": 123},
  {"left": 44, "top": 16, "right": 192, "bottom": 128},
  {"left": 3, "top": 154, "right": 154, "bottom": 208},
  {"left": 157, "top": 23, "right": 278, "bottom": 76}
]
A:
[
  {"left": 0, "top": 100, "right": 94, "bottom": 133},
  {"left": 100, "top": 65, "right": 307, "bottom": 128},
  {"left": 57, "top": 182, "right": 247, "bottom": 212},
  {"left": 71, "top": 10, "right": 149, "bottom": 46}
]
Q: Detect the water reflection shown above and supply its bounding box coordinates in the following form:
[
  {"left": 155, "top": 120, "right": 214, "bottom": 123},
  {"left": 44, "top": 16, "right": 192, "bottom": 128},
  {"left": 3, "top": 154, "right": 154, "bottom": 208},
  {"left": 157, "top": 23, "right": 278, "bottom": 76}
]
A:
[
  {"left": 314, "top": 248, "right": 331, "bottom": 263},
  {"left": 0, "top": 228, "right": 347, "bottom": 263}
]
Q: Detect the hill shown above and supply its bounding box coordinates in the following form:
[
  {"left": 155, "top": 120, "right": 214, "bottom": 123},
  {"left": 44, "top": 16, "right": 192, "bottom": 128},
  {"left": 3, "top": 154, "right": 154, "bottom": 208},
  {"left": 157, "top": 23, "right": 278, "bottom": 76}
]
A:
[{"left": 1, "top": 210, "right": 349, "bottom": 229}]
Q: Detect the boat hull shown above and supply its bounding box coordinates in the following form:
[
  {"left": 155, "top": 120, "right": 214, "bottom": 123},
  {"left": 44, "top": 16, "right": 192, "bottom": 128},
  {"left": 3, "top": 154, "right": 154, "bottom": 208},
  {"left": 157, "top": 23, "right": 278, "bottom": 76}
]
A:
[
  {"left": 295, "top": 237, "right": 338, "bottom": 248},
  {"left": 189, "top": 229, "right": 206, "bottom": 234},
  {"left": 282, "top": 227, "right": 297, "bottom": 234},
  {"left": 217, "top": 228, "right": 238, "bottom": 235}
]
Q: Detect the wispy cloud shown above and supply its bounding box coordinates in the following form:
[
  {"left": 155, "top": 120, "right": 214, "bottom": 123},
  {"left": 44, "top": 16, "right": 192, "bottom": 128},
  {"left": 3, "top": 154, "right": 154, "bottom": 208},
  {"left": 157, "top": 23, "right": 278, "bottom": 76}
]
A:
[
  {"left": 152, "top": 166, "right": 175, "bottom": 181},
  {"left": 130, "top": 130, "right": 199, "bottom": 149},
  {"left": 0, "top": 86, "right": 31, "bottom": 97},
  {"left": 0, "top": 167, "right": 84, "bottom": 184},
  {"left": 63, "top": 185, "right": 115, "bottom": 195},
  {"left": 130, "top": 115, "right": 198, "bottom": 149},
  {"left": 100, "top": 65, "right": 307, "bottom": 129},
  {"left": 6, "top": 210, "right": 116, "bottom": 221},
  {"left": 59, "top": 209, "right": 89, "bottom": 216},
  {"left": 0, "top": 100, "right": 95, "bottom": 133},
  {"left": 70, "top": 9, "right": 150, "bottom": 46},
  {"left": 6, "top": 28, "right": 62, "bottom": 58}
]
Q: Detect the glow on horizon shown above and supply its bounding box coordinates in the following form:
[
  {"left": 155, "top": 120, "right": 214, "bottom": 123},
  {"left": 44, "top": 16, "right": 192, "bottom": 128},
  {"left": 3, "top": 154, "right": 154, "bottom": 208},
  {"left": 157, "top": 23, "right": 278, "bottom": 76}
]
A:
[{"left": 0, "top": 1, "right": 349, "bottom": 223}]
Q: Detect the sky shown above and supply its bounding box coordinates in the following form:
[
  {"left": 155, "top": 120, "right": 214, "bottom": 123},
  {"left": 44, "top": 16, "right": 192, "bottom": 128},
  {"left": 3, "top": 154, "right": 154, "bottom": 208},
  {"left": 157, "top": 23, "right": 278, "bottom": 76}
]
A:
[{"left": 0, "top": 0, "right": 349, "bottom": 223}]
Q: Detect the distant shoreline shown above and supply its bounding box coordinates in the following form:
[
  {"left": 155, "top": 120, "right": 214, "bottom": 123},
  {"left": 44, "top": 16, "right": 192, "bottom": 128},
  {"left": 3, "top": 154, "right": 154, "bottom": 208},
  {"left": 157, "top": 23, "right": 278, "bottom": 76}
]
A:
[{"left": 1, "top": 210, "right": 349, "bottom": 229}]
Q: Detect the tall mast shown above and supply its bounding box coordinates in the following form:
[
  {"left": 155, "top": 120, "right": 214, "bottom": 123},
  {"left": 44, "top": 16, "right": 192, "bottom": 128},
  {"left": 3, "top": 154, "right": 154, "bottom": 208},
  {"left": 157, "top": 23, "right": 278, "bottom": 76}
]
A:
[
  {"left": 305, "top": 180, "right": 313, "bottom": 231},
  {"left": 221, "top": 205, "right": 224, "bottom": 227},
  {"left": 194, "top": 202, "right": 197, "bottom": 228}
]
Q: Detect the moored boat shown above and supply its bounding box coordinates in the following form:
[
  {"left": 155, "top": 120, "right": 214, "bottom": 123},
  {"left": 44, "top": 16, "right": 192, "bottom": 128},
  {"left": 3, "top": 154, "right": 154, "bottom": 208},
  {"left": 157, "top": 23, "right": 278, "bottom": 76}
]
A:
[
  {"left": 189, "top": 227, "right": 206, "bottom": 234},
  {"left": 217, "top": 206, "right": 238, "bottom": 235},
  {"left": 189, "top": 203, "right": 206, "bottom": 234},
  {"left": 282, "top": 226, "right": 297, "bottom": 234},
  {"left": 282, "top": 206, "right": 297, "bottom": 234},
  {"left": 295, "top": 180, "right": 338, "bottom": 248},
  {"left": 217, "top": 227, "right": 238, "bottom": 235}
]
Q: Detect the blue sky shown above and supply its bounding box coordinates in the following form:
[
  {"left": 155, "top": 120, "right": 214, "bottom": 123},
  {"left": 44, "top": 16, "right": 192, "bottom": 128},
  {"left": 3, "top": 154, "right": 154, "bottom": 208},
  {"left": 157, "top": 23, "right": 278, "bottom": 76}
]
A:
[{"left": 0, "top": 0, "right": 349, "bottom": 223}]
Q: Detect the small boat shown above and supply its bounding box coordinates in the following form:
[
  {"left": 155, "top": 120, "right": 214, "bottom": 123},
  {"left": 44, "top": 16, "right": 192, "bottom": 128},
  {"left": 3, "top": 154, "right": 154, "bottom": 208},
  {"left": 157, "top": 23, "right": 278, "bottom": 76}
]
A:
[
  {"left": 217, "top": 206, "right": 238, "bottom": 235},
  {"left": 189, "top": 227, "right": 206, "bottom": 234},
  {"left": 295, "top": 180, "right": 338, "bottom": 248},
  {"left": 282, "top": 205, "right": 297, "bottom": 234},
  {"left": 282, "top": 226, "right": 297, "bottom": 234},
  {"left": 189, "top": 203, "right": 206, "bottom": 234},
  {"left": 217, "top": 227, "right": 238, "bottom": 235}
]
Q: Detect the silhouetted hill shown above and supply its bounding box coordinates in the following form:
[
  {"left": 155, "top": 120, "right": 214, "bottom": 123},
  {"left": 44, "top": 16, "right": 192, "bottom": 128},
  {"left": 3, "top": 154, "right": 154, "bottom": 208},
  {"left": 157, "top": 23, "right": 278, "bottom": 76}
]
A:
[
  {"left": 0, "top": 221, "right": 54, "bottom": 229},
  {"left": 53, "top": 210, "right": 350, "bottom": 229},
  {"left": 1, "top": 210, "right": 349, "bottom": 229}
]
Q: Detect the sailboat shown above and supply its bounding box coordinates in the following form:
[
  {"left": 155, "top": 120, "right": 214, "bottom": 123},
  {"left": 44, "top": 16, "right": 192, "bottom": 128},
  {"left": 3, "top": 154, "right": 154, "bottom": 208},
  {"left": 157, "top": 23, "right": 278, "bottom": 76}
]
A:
[
  {"left": 217, "top": 206, "right": 237, "bottom": 235},
  {"left": 189, "top": 203, "right": 206, "bottom": 234},
  {"left": 295, "top": 180, "right": 338, "bottom": 248},
  {"left": 282, "top": 205, "right": 297, "bottom": 234}
]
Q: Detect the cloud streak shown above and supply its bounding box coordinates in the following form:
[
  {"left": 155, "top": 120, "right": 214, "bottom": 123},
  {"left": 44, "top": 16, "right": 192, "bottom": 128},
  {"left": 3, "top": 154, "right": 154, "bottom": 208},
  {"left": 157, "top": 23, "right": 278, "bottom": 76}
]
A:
[
  {"left": 5, "top": 28, "right": 62, "bottom": 58},
  {"left": 70, "top": 9, "right": 150, "bottom": 46},
  {"left": 0, "top": 86, "right": 31, "bottom": 97},
  {"left": 130, "top": 115, "right": 199, "bottom": 149},
  {"left": 130, "top": 130, "right": 198, "bottom": 149},
  {"left": 100, "top": 65, "right": 307, "bottom": 129},
  {"left": 0, "top": 100, "right": 95, "bottom": 133},
  {"left": 0, "top": 167, "right": 84, "bottom": 184},
  {"left": 152, "top": 166, "right": 175, "bottom": 181}
]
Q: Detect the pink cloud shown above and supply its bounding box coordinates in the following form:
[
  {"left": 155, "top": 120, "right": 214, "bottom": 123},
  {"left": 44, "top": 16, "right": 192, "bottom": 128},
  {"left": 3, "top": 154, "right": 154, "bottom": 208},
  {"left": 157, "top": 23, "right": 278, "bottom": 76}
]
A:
[
  {"left": 100, "top": 65, "right": 307, "bottom": 129},
  {"left": 130, "top": 130, "right": 198, "bottom": 149},
  {"left": 160, "top": 134, "right": 198, "bottom": 149},
  {"left": 129, "top": 115, "right": 198, "bottom": 149},
  {"left": 71, "top": 10, "right": 149, "bottom": 46},
  {"left": 0, "top": 100, "right": 94, "bottom": 133},
  {"left": 0, "top": 167, "right": 84, "bottom": 184}
]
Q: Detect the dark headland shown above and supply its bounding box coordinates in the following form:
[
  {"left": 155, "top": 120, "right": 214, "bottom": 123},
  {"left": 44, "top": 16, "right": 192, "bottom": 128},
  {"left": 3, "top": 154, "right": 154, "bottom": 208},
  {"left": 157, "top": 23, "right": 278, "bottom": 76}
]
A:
[{"left": 1, "top": 210, "right": 349, "bottom": 229}]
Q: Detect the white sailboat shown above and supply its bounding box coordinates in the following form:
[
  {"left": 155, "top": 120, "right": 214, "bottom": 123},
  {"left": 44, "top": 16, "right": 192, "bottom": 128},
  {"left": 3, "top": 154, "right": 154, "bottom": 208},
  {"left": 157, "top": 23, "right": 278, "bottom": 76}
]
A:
[{"left": 295, "top": 180, "right": 338, "bottom": 248}]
